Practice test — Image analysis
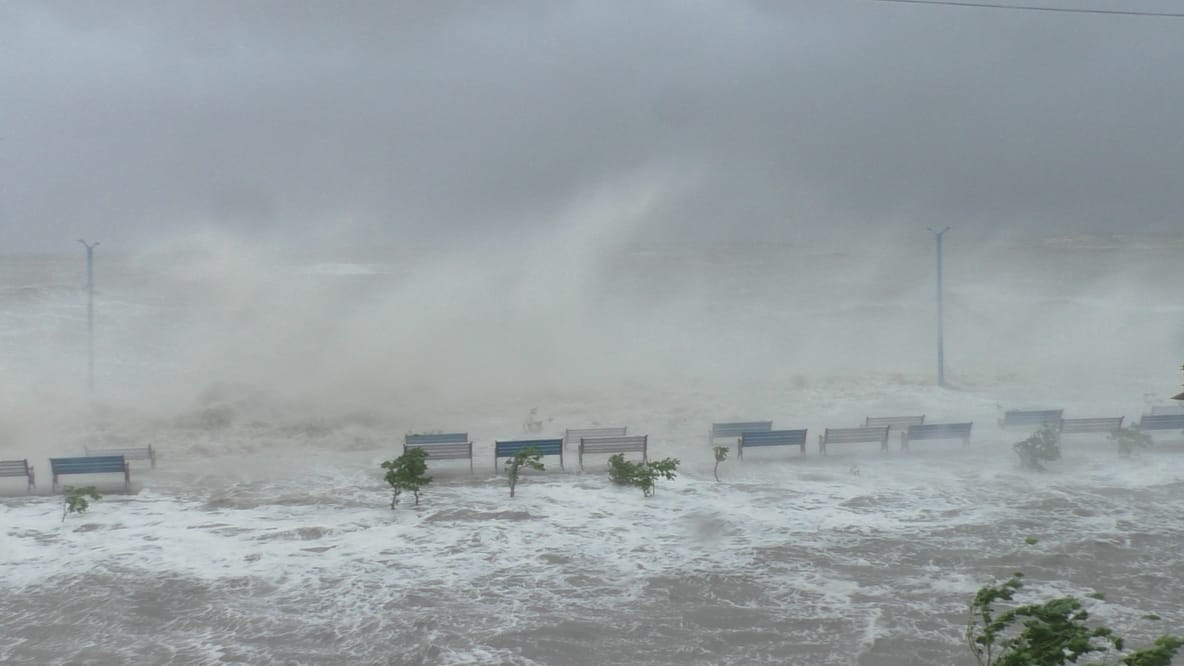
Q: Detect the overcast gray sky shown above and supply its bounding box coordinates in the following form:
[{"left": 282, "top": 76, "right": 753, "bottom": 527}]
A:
[{"left": 2, "top": 0, "right": 1182, "bottom": 252}]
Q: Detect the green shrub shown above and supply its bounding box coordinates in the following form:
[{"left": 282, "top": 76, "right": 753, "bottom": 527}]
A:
[
  {"left": 966, "top": 571, "right": 1183, "bottom": 666},
  {"left": 380, "top": 448, "right": 432, "bottom": 509},
  {"left": 505, "top": 446, "right": 544, "bottom": 497},
  {"left": 61, "top": 486, "right": 101, "bottom": 522},
  {"left": 712, "top": 446, "right": 728, "bottom": 482},
  {"left": 1109, "top": 426, "right": 1153, "bottom": 458},
  {"left": 607, "top": 453, "right": 680, "bottom": 497},
  {"left": 1013, "top": 425, "right": 1061, "bottom": 472}
]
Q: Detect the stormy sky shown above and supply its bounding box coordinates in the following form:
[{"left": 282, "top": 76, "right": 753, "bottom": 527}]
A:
[{"left": 2, "top": 1, "right": 1182, "bottom": 252}]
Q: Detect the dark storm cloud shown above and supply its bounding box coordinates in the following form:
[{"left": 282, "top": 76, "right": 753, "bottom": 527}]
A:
[{"left": 1, "top": 1, "right": 1181, "bottom": 250}]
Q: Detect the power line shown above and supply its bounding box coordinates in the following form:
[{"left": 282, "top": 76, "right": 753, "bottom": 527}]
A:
[{"left": 871, "top": 0, "right": 1184, "bottom": 18}]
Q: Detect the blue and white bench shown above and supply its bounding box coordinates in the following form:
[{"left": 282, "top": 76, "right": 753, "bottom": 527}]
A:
[
  {"left": 404, "top": 433, "right": 473, "bottom": 473},
  {"left": 710, "top": 421, "right": 772, "bottom": 446},
  {"left": 818, "top": 426, "right": 890, "bottom": 455},
  {"left": 494, "top": 438, "right": 564, "bottom": 473},
  {"left": 49, "top": 456, "right": 130, "bottom": 492},
  {"left": 1135, "top": 414, "right": 1184, "bottom": 436},
  {"left": 0, "top": 459, "right": 35, "bottom": 493},
  {"left": 579, "top": 435, "right": 647, "bottom": 470},
  {"left": 864, "top": 415, "right": 925, "bottom": 430},
  {"left": 738, "top": 429, "right": 808, "bottom": 458},
  {"left": 1059, "top": 417, "right": 1124, "bottom": 436},
  {"left": 86, "top": 445, "right": 156, "bottom": 468},
  {"left": 900, "top": 423, "right": 972, "bottom": 451},
  {"left": 999, "top": 409, "right": 1063, "bottom": 429},
  {"left": 564, "top": 427, "right": 627, "bottom": 449}
]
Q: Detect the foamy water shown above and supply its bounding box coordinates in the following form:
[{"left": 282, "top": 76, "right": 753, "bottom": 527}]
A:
[{"left": 2, "top": 240, "right": 1183, "bottom": 665}]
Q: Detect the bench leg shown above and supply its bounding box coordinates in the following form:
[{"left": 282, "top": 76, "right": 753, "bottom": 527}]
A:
[
  {"left": 124, "top": 463, "right": 131, "bottom": 491},
  {"left": 818, "top": 434, "right": 826, "bottom": 456}
]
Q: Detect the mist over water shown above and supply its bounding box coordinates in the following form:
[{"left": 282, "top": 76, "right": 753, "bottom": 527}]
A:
[{"left": 1, "top": 225, "right": 1182, "bottom": 665}]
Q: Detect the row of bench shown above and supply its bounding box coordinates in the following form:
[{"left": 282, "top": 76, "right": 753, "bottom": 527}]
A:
[
  {"left": 404, "top": 427, "right": 649, "bottom": 473},
  {"left": 0, "top": 445, "right": 156, "bottom": 494},
  {"left": 709, "top": 410, "right": 1184, "bottom": 458}
]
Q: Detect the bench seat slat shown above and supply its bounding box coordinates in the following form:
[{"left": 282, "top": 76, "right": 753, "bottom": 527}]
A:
[
  {"left": 999, "top": 409, "right": 1063, "bottom": 428},
  {"left": 494, "top": 438, "right": 565, "bottom": 472},
  {"left": 0, "top": 458, "right": 35, "bottom": 492},
  {"left": 901, "top": 423, "right": 972, "bottom": 450},
  {"left": 738, "top": 429, "right": 808, "bottom": 458},
  {"left": 578, "top": 435, "right": 647, "bottom": 469},
  {"left": 1060, "top": 417, "right": 1123, "bottom": 434},
  {"left": 819, "top": 427, "right": 890, "bottom": 454},
  {"left": 49, "top": 456, "right": 130, "bottom": 492},
  {"left": 1137, "top": 414, "right": 1184, "bottom": 431}
]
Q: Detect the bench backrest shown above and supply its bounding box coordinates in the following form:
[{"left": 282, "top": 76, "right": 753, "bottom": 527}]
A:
[
  {"left": 740, "top": 429, "right": 807, "bottom": 448},
  {"left": 711, "top": 421, "right": 773, "bottom": 439},
  {"left": 86, "top": 446, "right": 153, "bottom": 460},
  {"left": 1000, "top": 409, "right": 1063, "bottom": 428},
  {"left": 864, "top": 415, "right": 924, "bottom": 429},
  {"left": 1060, "top": 417, "right": 1123, "bottom": 434},
  {"left": 565, "top": 427, "right": 626, "bottom": 447},
  {"left": 0, "top": 459, "right": 31, "bottom": 477},
  {"left": 580, "top": 435, "right": 647, "bottom": 455},
  {"left": 1137, "top": 414, "right": 1184, "bottom": 431},
  {"left": 1149, "top": 405, "right": 1184, "bottom": 415},
  {"left": 905, "top": 423, "right": 973, "bottom": 441},
  {"left": 50, "top": 456, "right": 126, "bottom": 475},
  {"left": 405, "top": 433, "right": 469, "bottom": 447},
  {"left": 822, "top": 426, "right": 889, "bottom": 445},
  {"left": 495, "top": 438, "right": 564, "bottom": 459}
]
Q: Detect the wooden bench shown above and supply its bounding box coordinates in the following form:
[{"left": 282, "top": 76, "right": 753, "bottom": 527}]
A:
[
  {"left": 1059, "top": 417, "right": 1124, "bottom": 435},
  {"left": 564, "top": 427, "right": 627, "bottom": 449},
  {"left": 494, "top": 438, "right": 564, "bottom": 473},
  {"left": 86, "top": 445, "right": 156, "bottom": 468},
  {"left": 1135, "top": 414, "right": 1184, "bottom": 435},
  {"left": 49, "top": 455, "right": 130, "bottom": 492},
  {"left": 404, "top": 433, "right": 473, "bottom": 473},
  {"left": 818, "top": 426, "right": 890, "bottom": 455},
  {"left": 864, "top": 415, "right": 925, "bottom": 430},
  {"left": 900, "top": 423, "right": 972, "bottom": 451},
  {"left": 999, "top": 409, "right": 1063, "bottom": 429},
  {"left": 0, "top": 459, "right": 35, "bottom": 493},
  {"left": 579, "top": 435, "right": 647, "bottom": 470},
  {"left": 738, "top": 429, "right": 808, "bottom": 458},
  {"left": 709, "top": 421, "right": 772, "bottom": 445}
]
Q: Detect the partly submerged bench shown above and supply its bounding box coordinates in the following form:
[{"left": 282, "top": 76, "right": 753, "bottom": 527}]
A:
[
  {"left": 999, "top": 409, "right": 1063, "bottom": 429},
  {"left": 710, "top": 421, "right": 773, "bottom": 445},
  {"left": 49, "top": 456, "right": 130, "bottom": 492},
  {"left": 494, "top": 438, "right": 564, "bottom": 472},
  {"left": 865, "top": 415, "right": 925, "bottom": 430},
  {"left": 86, "top": 445, "right": 156, "bottom": 468},
  {"left": 1135, "top": 414, "right": 1184, "bottom": 434},
  {"left": 739, "top": 429, "right": 808, "bottom": 458},
  {"left": 0, "top": 459, "right": 35, "bottom": 493},
  {"left": 564, "top": 427, "right": 627, "bottom": 449},
  {"left": 1059, "top": 417, "right": 1124, "bottom": 435},
  {"left": 404, "top": 433, "right": 473, "bottom": 473},
  {"left": 900, "top": 423, "right": 972, "bottom": 451},
  {"left": 818, "top": 426, "right": 890, "bottom": 455},
  {"left": 579, "top": 435, "right": 647, "bottom": 470}
]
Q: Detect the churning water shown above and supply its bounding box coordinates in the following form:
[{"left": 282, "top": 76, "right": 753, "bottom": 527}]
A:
[{"left": 2, "top": 234, "right": 1182, "bottom": 665}]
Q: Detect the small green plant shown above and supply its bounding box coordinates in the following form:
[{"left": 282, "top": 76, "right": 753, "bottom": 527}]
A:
[
  {"left": 607, "top": 453, "right": 680, "bottom": 497},
  {"left": 380, "top": 448, "right": 433, "bottom": 509},
  {"left": 1109, "top": 426, "right": 1153, "bottom": 458},
  {"left": 62, "top": 486, "right": 101, "bottom": 522},
  {"left": 505, "top": 446, "right": 545, "bottom": 497},
  {"left": 966, "top": 571, "right": 1183, "bottom": 666},
  {"left": 1013, "top": 425, "right": 1061, "bottom": 472},
  {"left": 1024, "top": 536, "right": 1038, "bottom": 546},
  {"left": 712, "top": 446, "right": 728, "bottom": 482}
]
